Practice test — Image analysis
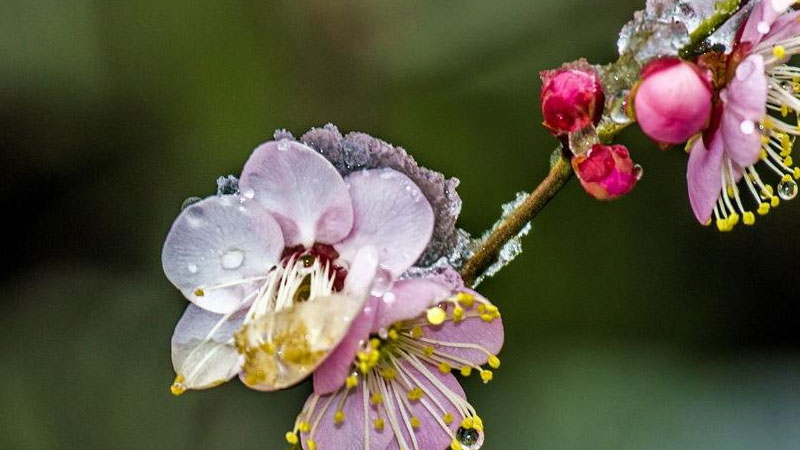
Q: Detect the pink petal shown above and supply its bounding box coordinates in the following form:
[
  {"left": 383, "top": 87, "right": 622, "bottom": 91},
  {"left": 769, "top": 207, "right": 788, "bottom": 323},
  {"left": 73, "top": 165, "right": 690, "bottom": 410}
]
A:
[
  {"left": 299, "top": 382, "right": 394, "bottom": 450},
  {"left": 740, "top": 0, "right": 796, "bottom": 46},
  {"left": 687, "top": 136, "right": 725, "bottom": 224},
  {"left": 719, "top": 55, "right": 767, "bottom": 168},
  {"left": 239, "top": 139, "right": 353, "bottom": 247},
  {"left": 171, "top": 304, "right": 246, "bottom": 390},
  {"left": 372, "top": 279, "right": 451, "bottom": 333},
  {"left": 313, "top": 247, "right": 381, "bottom": 395},
  {"left": 335, "top": 169, "right": 434, "bottom": 277},
  {"left": 760, "top": 10, "right": 800, "bottom": 50},
  {"left": 162, "top": 196, "right": 283, "bottom": 314}
]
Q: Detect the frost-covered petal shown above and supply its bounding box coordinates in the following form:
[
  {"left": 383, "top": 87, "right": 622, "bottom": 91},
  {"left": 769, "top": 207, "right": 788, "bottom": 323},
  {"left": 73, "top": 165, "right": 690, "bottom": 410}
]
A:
[
  {"left": 336, "top": 169, "right": 434, "bottom": 277},
  {"left": 171, "top": 304, "right": 246, "bottom": 392},
  {"left": 687, "top": 136, "right": 725, "bottom": 224},
  {"left": 372, "top": 279, "right": 451, "bottom": 333},
  {"left": 313, "top": 247, "right": 380, "bottom": 395},
  {"left": 162, "top": 195, "right": 283, "bottom": 314},
  {"left": 239, "top": 140, "right": 353, "bottom": 247}
]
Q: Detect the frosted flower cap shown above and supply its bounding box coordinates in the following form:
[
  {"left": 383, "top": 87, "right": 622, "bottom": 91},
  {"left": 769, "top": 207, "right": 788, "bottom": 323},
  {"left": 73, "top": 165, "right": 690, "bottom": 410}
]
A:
[
  {"left": 633, "top": 57, "right": 713, "bottom": 145},
  {"left": 162, "top": 138, "right": 435, "bottom": 393},
  {"left": 540, "top": 62, "right": 605, "bottom": 136},
  {"left": 572, "top": 144, "right": 640, "bottom": 200}
]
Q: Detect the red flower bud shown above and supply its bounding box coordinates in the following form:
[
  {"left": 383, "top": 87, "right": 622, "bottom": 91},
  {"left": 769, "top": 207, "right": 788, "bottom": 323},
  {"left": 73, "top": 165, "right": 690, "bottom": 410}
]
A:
[
  {"left": 540, "top": 61, "right": 605, "bottom": 136},
  {"left": 571, "top": 144, "right": 640, "bottom": 200}
]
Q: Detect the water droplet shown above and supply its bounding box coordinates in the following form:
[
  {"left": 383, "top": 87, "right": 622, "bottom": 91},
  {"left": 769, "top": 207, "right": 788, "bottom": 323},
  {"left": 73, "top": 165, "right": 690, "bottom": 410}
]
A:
[
  {"left": 778, "top": 178, "right": 798, "bottom": 200},
  {"left": 456, "top": 427, "right": 481, "bottom": 449},
  {"left": 181, "top": 196, "right": 202, "bottom": 210},
  {"left": 740, "top": 120, "right": 755, "bottom": 135},
  {"left": 216, "top": 175, "right": 239, "bottom": 196},
  {"left": 382, "top": 292, "right": 396, "bottom": 303},
  {"left": 567, "top": 125, "right": 599, "bottom": 155},
  {"left": 633, "top": 164, "right": 644, "bottom": 181},
  {"left": 220, "top": 249, "right": 245, "bottom": 270},
  {"left": 610, "top": 91, "right": 633, "bottom": 124},
  {"left": 243, "top": 188, "right": 255, "bottom": 199},
  {"left": 277, "top": 139, "right": 291, "bottom": 151},
  {"left": 187, "top": 263, "right": 198, "bottom": 274},
  {"left": 757, "top": 21, "right": 771, "bottom": 34},
  {"left": 370, "top": 268, "right": 393, "bottom": 296}
]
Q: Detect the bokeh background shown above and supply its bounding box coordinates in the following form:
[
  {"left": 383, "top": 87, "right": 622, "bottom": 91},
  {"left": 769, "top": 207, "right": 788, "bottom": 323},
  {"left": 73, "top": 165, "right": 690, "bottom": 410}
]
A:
[{"left": 3, "top": 0, "right": 800, "bottom": 449}]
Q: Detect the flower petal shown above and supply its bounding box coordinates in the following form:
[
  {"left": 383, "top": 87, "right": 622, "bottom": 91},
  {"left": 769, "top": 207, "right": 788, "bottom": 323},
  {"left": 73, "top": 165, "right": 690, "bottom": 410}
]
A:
[
  {"left": 335, "top": 169, "right": 434, "bottom": 277},
  {"left": 372, "top": 279, "right": 451, "bottom": 333},
  {"left": 171, "top": 304, "right": 246, "bottom": 391},
  {"left": 687, "top": 136, "right": 725, "bottom": 224},
  {"left": 760, "top": 10, "right": 800, "bottom": 50},
  {"left": 162, "top": 196, "right": 283, "bottom": 314},
  {"left": 313, "top": 247, "right": 380, "bottom": 395},
  {"left": 239, "top": 139, "right": 354, "bottom": 247},
  {"left": 720, "top": 55, "right": 767, "bottom": 168},
  {"left": 740, "top": 0, "right": 796, "bottom": 46}
]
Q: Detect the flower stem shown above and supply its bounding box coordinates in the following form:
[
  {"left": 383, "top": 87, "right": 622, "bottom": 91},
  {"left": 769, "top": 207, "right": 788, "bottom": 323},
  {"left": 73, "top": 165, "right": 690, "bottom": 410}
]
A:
[
  {"left": 679, "top": 0, "right": 750, "bottom": 59},
  {"left": 460, "top": 152, "right": 573, "bottom": 286}
]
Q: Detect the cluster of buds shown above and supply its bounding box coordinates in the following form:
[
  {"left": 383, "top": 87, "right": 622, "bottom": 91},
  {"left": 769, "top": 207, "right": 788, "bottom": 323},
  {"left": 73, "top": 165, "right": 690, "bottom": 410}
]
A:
[{"left": 540, "top": 62, "right": 640, "bottom": 200}]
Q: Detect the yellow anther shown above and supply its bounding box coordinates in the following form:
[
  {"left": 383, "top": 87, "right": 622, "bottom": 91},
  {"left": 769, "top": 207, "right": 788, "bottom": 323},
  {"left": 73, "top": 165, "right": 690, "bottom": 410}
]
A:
[
  {"left": 743, "top": 211, "right": 756, "bottom": 226},
  {"left": 488, "top": 355, "right": 501, "bottom": 369},
  {"left": 794, "top": 167, "right": 800, "bottom": 179},
  {"left": 460, "top": 366, "right": 473, "bottom": 377},
  {"left": 774, "top": 45, "right": 787, "bottom": 60},
  {"left": 763, "top": 117, "right": 775, "bottom": 129},
  {"left": 410, "top": 326, "right": 423, "bottom": 339},
  {"left": 453, "top": 306, "right": 464, "bottom": 322},
  {"left": 410, "top": 416, "right": 421, "bottom": 429},
  {"left": 782, "top": 103, "right": 790, "bottom": 117},
  {"left": 480, "top": 369, "right": 494, "bottom": 383},
  {"left": 782, "top": 174, "right": 793, "bottom": 183},
  {"left": 370, "top": 393, "right": 383, "bottom": 405},
  {"left": 307, "top": 440, "right": 317, "bottom": 450},
  {"left": 381, "top": 368, "right": 397, "bottom": 380},
  {"left": 726, "top": 185, "right": 735, "bottom": 197},
  {"left": 373, "top": 418, "right": 385, "bottom": 430},
  {"left": 170, "top": 374, "right": 186, "bottom": 396},
  {"left": 461, "top": 417, "right": 474, "bottom": 429},
  {"left": 407, "top": 387, "right": 424, "bottom": 401},
  {"left": 785, "top": 156, "right": 794, "bottom": 166},
  {"left": 765, "top": 185, "right": 775, "bottom": 195},
  {"left": 455, "top": 292, "right": 475, "bottom": 307},
  {"left": 480, "top": 313, "right": 496, "bottom": 322},
  {"left": 345, "top": 374, "right": 358, "bottom": 389},
  {"left": 472, "top": 416, "right": 484, "bottom": 431},
  {"left": 334, "top": 410, "right": 345, "bottom": 424},
  {"left": 450, "top": 439, "right": 463, "bottom": 450},
  {"left": 388, "top": 329, "right": 399, "bottom": 340},
  {"left": 426, "top": 306, "right": 446, "bottom": 325},
  {"left": 772, "top": 195, "right": 781, "bottom": 207},
  {"left": 285, "top": 432, "right": 299, "bottom": 445},
  {"left": 424, "top": 346, "right": 435, "bottom": 357},
  {"left": 476, "top": 303, "right": 486, "bottom": 314},
  {"left": 193, "top": 288, "right": 205, "bottom": 297},
  {"left": 370, "top": 338, "right": 381, "bottom": 349},
  {"left": 758, "top": 202, "right": 771, "bottom": 215},
  {"left": 727, "top": 212, "right": 740, "bottom": 227},
  {"left": 443, "top": 413, "right": 454, "bottom": 424},
  {"left": 438, "top": 362, "right": 452, "bottom": 373},
  {"left": 298, "top": 422, "right": 311, "bottom": 433}
]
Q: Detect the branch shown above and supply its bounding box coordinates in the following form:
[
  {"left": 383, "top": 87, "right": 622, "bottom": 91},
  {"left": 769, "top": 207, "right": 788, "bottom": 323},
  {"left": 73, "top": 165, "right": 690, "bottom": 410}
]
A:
[{"left": 679, "top": 0, "right": 749, "bottom": 59}]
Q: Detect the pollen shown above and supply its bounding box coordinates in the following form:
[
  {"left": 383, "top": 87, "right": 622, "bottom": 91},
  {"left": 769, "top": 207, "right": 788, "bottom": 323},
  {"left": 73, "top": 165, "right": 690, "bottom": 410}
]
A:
[
  {"left": 170, "top": 374, "right": 186, "bottom": 396},
  {"left": 480, "top": 369, "right": 494, "bottom": 383},
  {"left": 758, "top": 202, "right": 771, "bottom": 215},
  {"left": 473, "top": 416, "right": 484, "bottom": 431},
  {"left": 438, "top": 362, "right": 452, "bottom": 373},
  {"left": 461, "top": 417, "right": 474, "bottom": 429},
  {"left": 443, "top": 412, "right": 454, "bottom": 424},
  {"left": 743, "top": 211, "right": 756, "bottom": 226},
  {"left": 193, "top": 288, "right": 205, "bottom": 297},
  {"left": 370, "top": 393, "right": 383, "bottom": 405},
  {"left": 426, "top": 306, "right": 446, "bottom": 325},
  {"left": 774, "top": 45, "right": 787, "bottom": 60},
  {"left": 381, "top": 368, "right": 397, "bottom": 380},
  {"left": 453, "top": 306, "right": 464, "bottom": 322},
  {"left": 345, "top": 374, "right": 358, "bottom": 389},
  {"left": 285, "top": 432, "right": 298, "bottom": 445},
  {"left": 488, "top": 355, "right": 501, "bottom": 369},
  {"left": 456, "top": 292, "right": 475, "bottom": 307},
  {"left": 794, "top": 167, "right": 800, "bottom": 179},
  {"left": 450, "top": 439, "right": 463, "bottom": 450},
  {"left": 460, "top": 366, "right": 473, "bottom": 377},
  {"left": 407, "top": 387, "right": 424, "bottom": 401},
  {"left": 298, "top": 421, "right": 311, "bottom": 433},
  {"left": 334, "top": 410, "right": 345, "bottom": 424},
  {"left": 388, "top": 328, "right": 399, "bottom": 340},
  {"left": 424, "top": 345, "right": 435, "bottom": 356},
  {"left": 306, "top": 439, "right": 317, "bottom": 450},
  {"left": 771, "top": 196, "right": 781, "bottom": 207},
  {"left": 373, "top": 418, "right": 385, "bottom": 430},
  {"left": 410, "top": 416, "right": 421, "bottom": 429},
  {"left": 410, "top": 326, "right": 423, "bottom": 339}
]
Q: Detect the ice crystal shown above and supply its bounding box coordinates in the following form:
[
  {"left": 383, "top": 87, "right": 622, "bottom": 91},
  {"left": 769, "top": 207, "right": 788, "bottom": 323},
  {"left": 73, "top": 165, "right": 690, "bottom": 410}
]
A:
[
  {"left": 215, "top": 175, "right": 239, "bottom": 196},
  {"left": 470, "top": 192, "right": 532, "bottom": 287}
]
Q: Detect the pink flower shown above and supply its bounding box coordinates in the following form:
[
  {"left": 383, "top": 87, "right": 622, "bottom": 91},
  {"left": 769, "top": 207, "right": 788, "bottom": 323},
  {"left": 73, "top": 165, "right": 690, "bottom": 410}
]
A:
[
  {"left": 540, "top": 61, "right": 605, "bottom": 135},
  {"left": 687, "top": 0, "right": 800, "bottom": 230},
  {"left": 571, "top": 144, "right": 640, "bottom": 200},
  {"left": 633, "top": 57, "right": 713, "bottom": 145},
  {"left": 163, "top": 138, "right": 435, "bottom": 393},
  {"left": 287, "top": 272, "right": 504, "bottom": 450}
]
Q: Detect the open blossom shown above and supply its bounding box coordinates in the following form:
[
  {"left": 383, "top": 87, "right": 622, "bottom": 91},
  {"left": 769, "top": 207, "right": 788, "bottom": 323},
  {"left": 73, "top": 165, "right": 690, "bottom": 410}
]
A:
[
  {"left": 572, "top": 144, "right": 640, "bottom": 200},
  {"left": 287, "top": 272, "right": 503, "bottom": 450},
  {"left": 633, "top": 57, "right": 713, "bottom": 145},
  {"left": 163, "top": 138, "right": 435, "bottom": 394},
  {"left": 540, "top": 61, "right": 605, "bottom": 135},
  {"left": 687, "top": 0, "right": 800, "bottom": 230}
]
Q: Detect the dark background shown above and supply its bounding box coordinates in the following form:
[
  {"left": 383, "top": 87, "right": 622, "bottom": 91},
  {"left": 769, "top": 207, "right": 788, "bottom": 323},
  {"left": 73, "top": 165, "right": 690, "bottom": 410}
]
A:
[{"left": 2, "top": 0, "right": 799, "bottom": 449}]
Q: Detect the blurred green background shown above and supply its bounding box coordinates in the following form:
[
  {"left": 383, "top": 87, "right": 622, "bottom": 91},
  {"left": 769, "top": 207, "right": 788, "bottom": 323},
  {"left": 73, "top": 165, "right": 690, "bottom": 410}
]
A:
[{"left": 2, "top": 0, "right": 800, "bottom": 449}]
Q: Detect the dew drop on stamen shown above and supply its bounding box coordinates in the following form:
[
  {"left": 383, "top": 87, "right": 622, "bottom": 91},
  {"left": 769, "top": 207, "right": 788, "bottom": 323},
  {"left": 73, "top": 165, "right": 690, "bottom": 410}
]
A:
[
  {"left": 456, "top": 427, "right": 481, "bottom": 449},
  {"left": 740, "top": 120, "right": 756, "bottom": 135},
  {"left": 187, "top": 263, "right": 198, "bottom": 274},
  {"left": 778, "top": 178, "right": 798, "bottom": 200},
  {"left": 220, "top": 249, "right": 245, "bottom": 270}
]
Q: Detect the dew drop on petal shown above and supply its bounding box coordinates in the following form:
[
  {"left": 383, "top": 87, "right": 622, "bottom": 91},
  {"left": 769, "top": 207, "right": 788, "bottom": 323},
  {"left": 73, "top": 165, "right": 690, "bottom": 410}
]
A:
[
  {"left": 186, "top": 263, "right": 198, "bottom": 274},
  {"left": 277, "top": 139, "right": 290, "bottom": 151},
  {"left": 757, "top": 21, "right": 771, "bottom": 34},
  {"left": 220, "top": 249, "right": 245, "bottom": 270},
  {"left": 382, "top": 292, "right": 396, "bottom": 304},
  {"left": 740, "top": 120, "right": 755, "bottom": 135},
  {"left": 242, "top": 188, "right": 255, "bottom": 199},
  {"left": 181, "top": 196, "right": 202, "bottom": 210},
  {"left": 456, "top": 427, "right": 481, "bottom": 450},
  {"left": 634, "top": 164, "right": 644, "bottom": 181},
  {"left": 778, "top": 178, "right": 798, "bottom": 200},
  {"left": 370, "top": 268, "right": 393, "bottom": 296}
]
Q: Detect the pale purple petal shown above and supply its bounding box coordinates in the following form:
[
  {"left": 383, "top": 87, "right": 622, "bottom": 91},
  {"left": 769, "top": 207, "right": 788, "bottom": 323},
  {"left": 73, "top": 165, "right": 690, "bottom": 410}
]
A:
[
  {"left": 760, "top": 10, "right": 800, "bottom": 49},
  {"left": 162, "top": 196, "right": 283, "bottom": 314},
  {"left": 372, "top": 279, "right": 451, "bottom": 333},
  {"left": 171, "top": 304, "right": 246, "bottom": 390},
  {"left": 687, "top": 136, "right": 725, "bottom": 224},
  {"left": 719, "top": 55, "right": 767, "bottom": 168},
  {"left": 740, "top": 0, "right": 796, "bottom": 46},
  {"left": 335, "top": 169, "right": 434, "bottom": 277},
  {"left": 239, "top": 140, "right": 353, "bottom": 247}
]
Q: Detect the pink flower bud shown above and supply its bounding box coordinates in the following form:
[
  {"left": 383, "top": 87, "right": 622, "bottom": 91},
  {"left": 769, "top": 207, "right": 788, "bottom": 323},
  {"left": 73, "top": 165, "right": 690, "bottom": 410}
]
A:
[
  {"left": 540, "top": 61, "right": 605, "bottom": 135},
  {"left": 633, "top": 57, "right": 713, "bottom": 145},
  {"left": 571, "top": 144, "right": 639, "bottom": 200}
]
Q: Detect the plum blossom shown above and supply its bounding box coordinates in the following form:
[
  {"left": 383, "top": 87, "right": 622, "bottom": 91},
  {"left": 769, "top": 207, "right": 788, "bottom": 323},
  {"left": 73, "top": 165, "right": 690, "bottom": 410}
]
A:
[
  {"left": 163, "top": 138, "right": 435, "bottom": 394},
  {"left": 687, "top": 0, "right": 800, "bottom": 230},
  {"left": 286, "top": 270, "right": 503, "bottom": 450}
]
